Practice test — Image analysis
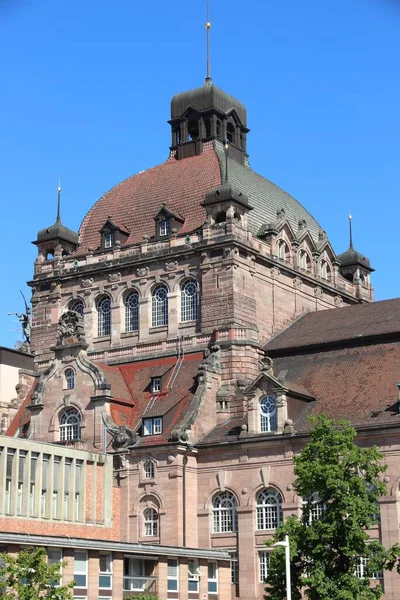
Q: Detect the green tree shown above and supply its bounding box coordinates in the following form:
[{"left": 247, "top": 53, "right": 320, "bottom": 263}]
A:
[
  {"left": 265, "top": 415, "right": 399, "bottom": 600},
  {"left": 0, "top": 546, "right": 74, "bottom": 600}
]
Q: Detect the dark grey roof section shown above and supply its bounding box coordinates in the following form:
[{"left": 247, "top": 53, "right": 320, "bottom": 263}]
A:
[
  {"left": 171, "top": 81, "right": 247, "bottom": 125},
  {"left": 0, "top": 532, "right": 230, "bottom": 560},
  {"left": 36, "top": 222, "right": 79, "bottom": 245},
  {"left": 214, "top": 141, "right": 322, "bottom": 243}
]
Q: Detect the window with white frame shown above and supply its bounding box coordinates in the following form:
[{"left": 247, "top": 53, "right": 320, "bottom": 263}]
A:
[
  {"left": 151, "top": 377, "right": 161, "bottom": 393},
  {"left": 52, "top": 457, "right": 60, "bottom": 518},
  {"left": 144, "top": 460, "right": 155, "bottom": 480},
  {"left": 167, "top": 558, "right": 179, "bottom": 592},
  {"left": 41, "top": 454, "right": 50, "bottom": 517},
  {"left": 75, "top": 459, "right": 83, "bottom": 521},
  {"left": 69, "top": 298, "right": 84, "bottom": 318},
  {"left": 74, "top": 551, "right": 88, "bottom": 587},
  {"left": 143, "top": 507, "right": 158, "bottom": 537},
  {"left": 17, "top": 450, "right": 27, "bottom": 515},
  {"left": 208, "top": 562, "right": 218, "bottom": 593},
  {"left": 355, "top": 556, "right": 383, "bottom": 580},
  {"left": 212, "top": 491, "right": 237, "bottom": 533},
  {"left": 63, "top": 458, "right": 72, "bottom": 519},
  {"left": 64, "top": 369, "right": 75, "bottom": 390},
  {"left": 259, "top": 395, "right": 277, "bottom": 433},
  {"left": 152, "top": 285, "right": 168, "bottom": 327},
  {"left": 48, "top": 548, "right": 63, "bottom": 587},
  {"left": 125, "top": 290, "right": 139, "bottom": 332},
  {"left": 5, "top": 449, "right": 14, "bottom": 514},
  {"left": 97, "top": 296, "right": 111, "bottom": 337},
  {"left": 180, "top": 279, "right": 198, "bottom": 322},
  {"left": 320, "top": 259, "right": 331, "bottom": 280},
  {"left": 159, "top": 220, "right": 170, "bottom": 237},
  {"left": 259, "top": 551, "right": 271, "bottom": 583},
  {"left": 299, "top": 250, "right": 311, "bottom": 271},
  {"left": 277, "top": 240, "right": 290, "bottom": 261},
  {"left": 60, "top": 407, "right": 81, "bottom": 442},
  {"left": 227, "top": 551, "right": 238, "bottom": 584},
  {"left": 303, "top": 492, "right": 326, "bottom": 524},
  {"left": 256, "top": 488, "right": 283, "bottom": 530},
  {"left": 29, "top": 452, "right": 39, "bottom": 517},
  {"left": 188, "top": 559, "right": 200, "bottom": 592},
  {"left": 99, "top": 553, "right": 113, "bottom": 589},
  {"left": 104, "top": 232, "right": 114, "bottom": 248},
  {"left": 123, "top": 557, "right": 145, "bottom": 591},
  {"left": 143, "top": 417, "right": 162, "bottom": 436}
]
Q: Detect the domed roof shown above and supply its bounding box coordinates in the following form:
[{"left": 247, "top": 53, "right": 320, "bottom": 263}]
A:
[
  {"left": 337, "top": 247, "right": 372, "bottom": 270},
  {"left": 76, "top": 144, "right": 323, "bottom": 255},
  {"left": 37, "top": 221, "right": 79, "bottom": 245},
  {"left": 171, "top": 79, "right": 247, "bottom": 125}
]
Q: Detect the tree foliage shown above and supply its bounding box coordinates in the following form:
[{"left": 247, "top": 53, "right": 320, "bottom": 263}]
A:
[
  {"left": 265, "top": 415, "right": 400, "bottom": 600},
  {"left": 0, "top": 546, "right": 74, "bottom": 600}
]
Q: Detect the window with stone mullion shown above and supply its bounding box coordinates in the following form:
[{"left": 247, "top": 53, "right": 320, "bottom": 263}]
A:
[{"left": 125, "top": 291, "right": 139, "bottom": 332}]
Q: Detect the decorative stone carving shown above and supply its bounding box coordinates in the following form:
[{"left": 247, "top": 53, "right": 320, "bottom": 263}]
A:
[
  {"left": 108, "top": 272, "right": 121, "bottom": 283},
  {"left": 283, "top": 419, "right": 295, "bottom": 435},
  {"left": 259, "top": 355, "right": 273, "bottom": 374},
  {"left": 111, "top": 425, "right": 138, "bottom": 450},
  {"left": 57, "top": 311, "right": 86, "bottom": 345},
  {"left": 201, "top": 344, "right": 222, "bottom": 373},
  {"left": 334, "top": 295, "right": 343, "bottom": 307},
  {"left": 81, "top": 278, "right": 94, "bottom": 289},
  {"left": 137, "top": 267, "right": 149, "bottom": 278},
  {"left": 165, "top": 261, "right": 178, "bottom": 272},
  {"left": 270, "top": 267, "right": 280, "bottom": 280},
  {"left": 314, "top": 286, "right": 323, "bottom": 298},
  {"left": 293, "top": 277, "right": 302, "bottom": 289}
]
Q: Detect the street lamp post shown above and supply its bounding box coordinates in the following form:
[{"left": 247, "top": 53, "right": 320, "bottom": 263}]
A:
[{"left": 272, "top": 534, "right": 291, "bottom": 600}]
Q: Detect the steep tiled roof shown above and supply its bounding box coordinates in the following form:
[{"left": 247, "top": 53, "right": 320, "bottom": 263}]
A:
[
  {"left": 6, "top": 380, "right": 37, "bottom": 437},
  {"left": 266, "top": 298, "right": 400, "bottom": 353},
  {"left": 77, "top": 144, "right": 324, "bottom": 254}
]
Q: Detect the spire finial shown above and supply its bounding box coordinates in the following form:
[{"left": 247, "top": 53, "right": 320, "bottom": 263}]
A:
[
  {"left": 56, "top": 179, "right": 62, "bottom": 223},
  {"left": 205, "top": 2, "right": 212, "bottom": 84},
  {"left": 348, "top": 210, "right": 353, "bottom": 249}
]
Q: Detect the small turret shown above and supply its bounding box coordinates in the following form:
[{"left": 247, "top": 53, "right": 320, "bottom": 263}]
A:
[{"left": 337, "top": 214, "right": 374, "bottom": 285}]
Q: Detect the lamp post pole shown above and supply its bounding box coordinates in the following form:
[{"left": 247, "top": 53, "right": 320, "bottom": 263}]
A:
[{"left": 272, "top": 534, "right": 291, "bottom": 600}]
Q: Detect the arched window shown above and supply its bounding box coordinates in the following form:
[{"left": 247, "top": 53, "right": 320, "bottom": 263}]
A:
[
  {"left": 259, "top": 395, "right": 277, "bottom": 433},
  {"left": 69, "top": 298, "right": 84, "bottom": 318},
  {"left": 212, "top": 491, "right": 237, "bottom": 533},
  {"left": 152, "top": 285, "right": 168, "bottom": 327},
  {"left": 143, "top": 508, "right": 158, "bottom": 537},
  {"left": 144, "top": 461, "right": 155, "bottom": 480},
  {"left": 299, "top": 250, "right": 311, "bottom": 272},
  {"left": 215, "top": 211, "right": 226, "bottom": 224},
  {"left": 226, "top": 122, "right": 235, "bottom": 144},
  {"left": 97, "top": 296, "right": 111, "bottom": 337},
  {"left": 256, "top": 489, "right": 283, "bottom": 530},
  {"left": 320, "top": 260, "right": 331, "bottom": 280},
  {"left": 125, "top": 291, "right": 139, "bottom": 332},
  {"left": 59, "top": 408, "right": 81, "bottom": 442},
  {"left": 64, "top": 368, "right": 75, "bottom": 390},
  {"left": 188, "top": 120, "right": 199, "bottom": 141},
  {"left": 277, "top": 240, "right": 290, "bottom": 262},
  {"left": 181, "top": 280, "right": 198, "bottom": 322}
]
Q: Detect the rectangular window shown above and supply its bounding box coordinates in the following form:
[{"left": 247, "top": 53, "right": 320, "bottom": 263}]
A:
[
  {"left": 356, "top": 556, "right": 383, "bottom": 580},
  {"left": 75, "top": 460, "right": 83, "bottom": 521},
  {"left": 124, "top": 557, "right": 145, "bottom": 591},
  {"left": 29, "top": 452, "right": 38, "bottom": 517},
  {"left": 167, "top": 558, "right": 179, "bottom": 592},
  {"left": 208, "top": 562, "right": 218, "bottom": 593},
  {"left": 259, "top": 551, "right": 271, "bottom": 583},
  {"left": 53, "top": 457, "right": 61, "bottom": 519},
  {"left": 64, "top": 458, "right": 72, "bottom": 520},
  {"left": 104, "top": 233, "right": 113, "bottom": 248},
  {"left": 188, "top": 560, "right": 200, "bottom": 592},
  {"left": 74, "top": 551, "right": 88, "bottom": 588},
  {"left": 99, "top": 553, "right": 112, "bottom": 589},
  {"left": 152, "top": 378, "right": 161, "bottom": 393},
  {"left": 159, "top": 220, "right": 170, "bottom": 236},
  {"left": 153, "top": 417, "right": 162, "bottom": 434},
  {"left": 5, "top": 449, "right": 15, "bottom": 514},
  {"left": 227, "top": 551, "right": 238, "bottom": 584},
  {"left": 48, "top": 548, "right": 63, "bottom": 587},
  {"left": 41, "top": 454, "right": 50, "bottom": 517},
  {"left": 143, "top": 418, "right": 162, "bottom": 436}
]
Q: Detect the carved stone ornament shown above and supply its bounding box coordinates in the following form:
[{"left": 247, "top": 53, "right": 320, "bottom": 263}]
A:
[
  {"left": 270, "top": 267, "right": 280, "bottom": 280},
  {"left": 334, "top": 295, "right": 343, "bottom": 307},
  {"left": 314, "top": 286, "right": 323, "bottom": 298},
  {"left": 201, "top": 344, "right": 222, "bottom": 373},
  {"left": 111, "top": 425, "right": 138, "bottom": 450},
  {"left": 293, "top": 276, "right": 302, "bottom": 289},
  {"left": 165, "top": 261, "right": 178, "bottom": 272},
  {"left": 259, "top": 355, "right": 273, "bottom": 374},
  {"left": 81, "top": 278, "right": 94, "bottom": 289},
  {"left": 108, "top": 272, "right": 121, "bottom": 283},
  {"left": 57, "top": 311, "right": 86, "bottom": 345},
  {"left": 137, "top": 267, "right": 149, "bottom": 278}
]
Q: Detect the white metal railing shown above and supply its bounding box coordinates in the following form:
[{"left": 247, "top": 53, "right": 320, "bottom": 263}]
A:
[{"left": 123, "top": 576, "right": 157, "bottom": 592}]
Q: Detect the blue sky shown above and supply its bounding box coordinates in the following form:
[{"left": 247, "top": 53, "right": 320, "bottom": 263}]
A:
[{"left": 1, "top": 0, "right": 399, "bottom": 347}]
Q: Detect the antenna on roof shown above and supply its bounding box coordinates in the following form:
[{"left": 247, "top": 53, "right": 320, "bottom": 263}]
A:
[
  {"left": 348, "top": 210, "right": 353, "bottom": 249},
  {"left": 56, "top": 178, "right": 62, "bottom": 223},
  {"left": 205, "top": 2, "right": 212, "bottom": 84}
]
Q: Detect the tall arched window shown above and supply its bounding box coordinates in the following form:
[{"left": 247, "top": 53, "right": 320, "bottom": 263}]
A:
[
  {"left": 256, "top": 489, "right": 283, "bottom": 530},
  {"left": 97, "top": 296, "right": 111, "bottom": 337},
  {"left": 277, "top": 240, "right": 290, "bottom": 262},
  {"left": 181, "top": 280, "right": 198, "bottom": 322},
  {"left": 143, "top": 508, "right": 158, "bottom": 537},
  {"left": 303, "top": 492, "right": 325, "bottom": 524},
  {"left": 64, "top": 368, "right": 75, "bottom": 390},
  {"left": 320, "top": 260, "right": 331, "bottom": 281},
  {"left": 259, "top": 395, "right": 277, "bottom": 433},
  {"left": 226, "top": 122, "right": 235, "bottom": 144},
  {"left": 212, "top": 491, "right": 237, "bottom": 533},
  {"left": 125, "top": 290, "right": 139, "bottom": 332},
  {"left": 69, "top": 298, "right": 84, "bottom": 318},
  {"left": 59, "top": 408, "right": 81, "bottom": 441},
  {"left": 152, "top": 285, "right": 168, "bottom": 327},
  {"left": 299, "top": 250, "right": 311, "bottom": 272},
  {"left": 144, "top": 461, "right": 155, "bottom": 480}
]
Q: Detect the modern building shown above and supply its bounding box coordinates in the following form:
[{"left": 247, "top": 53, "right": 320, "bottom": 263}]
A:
[{"left": 4, "top": 74, "right": 400, "bottom": 600}]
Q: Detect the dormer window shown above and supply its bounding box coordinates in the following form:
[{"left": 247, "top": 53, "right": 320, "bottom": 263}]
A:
[
  {"left": 143, "top": 417, "right": 162, "bottom": 436},
  {"left": 152, "top": 377, "right": 161, "bottom": 394},
  {"left": 159, "top": 220, "right": 170, "bottom": 237},
  {"left": 104, "top": 232, "right": 114, "bottom": 248}
]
